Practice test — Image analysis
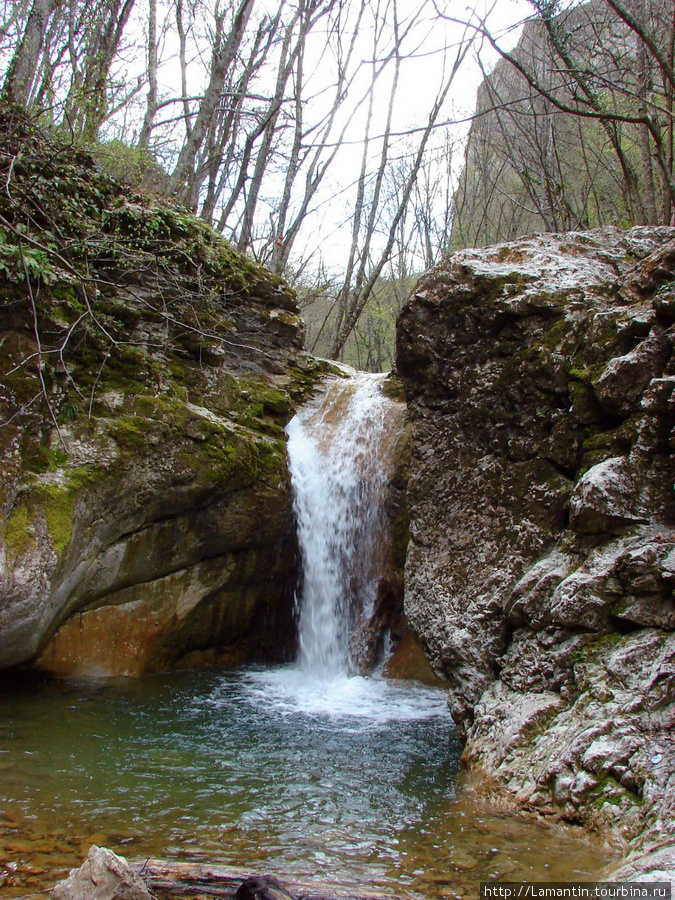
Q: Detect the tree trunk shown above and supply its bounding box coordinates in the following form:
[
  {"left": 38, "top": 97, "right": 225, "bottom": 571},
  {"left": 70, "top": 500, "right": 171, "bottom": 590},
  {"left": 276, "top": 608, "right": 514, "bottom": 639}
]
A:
[
  {"left": 81, "top": 0, "right": 137, "bottom": 141},
  {"left": 138, "top": 0, "right": 158, "bottom": 149},
  {"left": 130, "top": 858, "right": 398, "bottom": 900},
  {"left": 170, "top": 0, "right": 256, "bottom": 205},
  {"left": 2, "top": 0, "right": 54, "bottom": 106}
]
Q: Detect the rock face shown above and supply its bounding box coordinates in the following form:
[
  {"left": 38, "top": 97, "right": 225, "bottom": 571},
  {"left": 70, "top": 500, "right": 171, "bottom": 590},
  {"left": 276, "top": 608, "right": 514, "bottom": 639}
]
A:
[
  {"left": 396, "top": 227, "right": 675, "bottom": 874},
  {"left": 0, "top": 111, "right": 330, "bottom": 676},
  {"left": 0, "top": 282, "right": 318, "bottom": 675}
]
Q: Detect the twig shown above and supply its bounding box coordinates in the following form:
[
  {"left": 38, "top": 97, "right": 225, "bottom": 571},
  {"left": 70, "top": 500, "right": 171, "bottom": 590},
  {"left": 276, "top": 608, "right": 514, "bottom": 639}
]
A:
[
  {"left": 0, "top": 391, "right": 42, "bottom": 427},
  {"left": 4, "top": 152, "right": 18, "bottom": 204},
  {"left": 88, "top": 347, "right": 112, "bottom": 418}
]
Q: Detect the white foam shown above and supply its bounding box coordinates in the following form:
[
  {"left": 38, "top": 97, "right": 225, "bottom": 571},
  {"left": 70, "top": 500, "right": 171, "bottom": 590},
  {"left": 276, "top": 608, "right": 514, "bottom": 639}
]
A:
[{"left": 241, "top": 667, "right": 449, "bottom": 727}]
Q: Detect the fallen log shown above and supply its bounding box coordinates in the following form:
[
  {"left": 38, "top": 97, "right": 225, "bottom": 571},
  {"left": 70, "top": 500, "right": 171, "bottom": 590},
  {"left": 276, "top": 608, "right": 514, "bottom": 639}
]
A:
[{"left": 130, "top": 859, "right": 405, "bottom": 900}]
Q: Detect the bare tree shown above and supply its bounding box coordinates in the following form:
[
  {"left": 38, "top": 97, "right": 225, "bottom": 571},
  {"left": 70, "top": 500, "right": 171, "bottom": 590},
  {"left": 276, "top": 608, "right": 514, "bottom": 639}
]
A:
[
  {"left": 170, "top": 0, "right": 257, "bottom": 206},
  {"left": 327, "top": 17, "right": 473, "bottom": 358},
  {"left": 2, "top": 0, "right": 55, "bottom": 105}
]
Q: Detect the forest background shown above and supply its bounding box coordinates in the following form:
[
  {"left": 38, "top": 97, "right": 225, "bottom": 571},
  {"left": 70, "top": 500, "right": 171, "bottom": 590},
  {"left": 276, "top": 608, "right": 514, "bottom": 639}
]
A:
[{"left": 1, "top": 0, "right": 674, "bottom": 369}]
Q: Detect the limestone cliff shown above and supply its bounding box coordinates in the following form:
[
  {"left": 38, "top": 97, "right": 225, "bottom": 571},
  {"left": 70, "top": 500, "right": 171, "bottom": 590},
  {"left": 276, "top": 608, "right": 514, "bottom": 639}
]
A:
[
  {"left": 0, "top": 107, "right": 330, "bottom": 676},
  {"left": 397, "top": 227, "right": 675, "bottom": 875}
]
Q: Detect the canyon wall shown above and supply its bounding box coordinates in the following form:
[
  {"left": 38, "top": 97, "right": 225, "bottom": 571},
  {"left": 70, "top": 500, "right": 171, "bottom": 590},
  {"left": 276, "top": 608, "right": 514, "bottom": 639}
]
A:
[{"left": 397, "top": 226, "right": 675, "bottom": 876}]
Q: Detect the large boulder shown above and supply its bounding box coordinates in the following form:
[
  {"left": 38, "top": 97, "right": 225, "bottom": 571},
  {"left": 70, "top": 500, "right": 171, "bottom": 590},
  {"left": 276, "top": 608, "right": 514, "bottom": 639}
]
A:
[
  {"left": 396, "top": 226, "right": 675, "bottom": 870},
  {"left": 52, "top": 846, "right": 151, "bottom": 900}
]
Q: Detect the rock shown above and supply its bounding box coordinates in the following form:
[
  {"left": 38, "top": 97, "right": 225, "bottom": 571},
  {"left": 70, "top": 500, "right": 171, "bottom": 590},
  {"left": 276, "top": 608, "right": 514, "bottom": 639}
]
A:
[
  {"left": 593, "top": 337, "right": 669, "bottom": 418},
  {"left": 608, "top": 844, "right": 675, "bottom": 884},
  {"left": 0, "top": 118, "right": 341, "bottom": 675},
  {"left": 52, "top": 845, "right": 151, "bottom": 900},
  {"left": 450, "top": 850, "right": 479, "bottom": 871},
  {"left": 569, "top": 457, "right": 647, "bottom": 534},
  {"left": 235, "top": 875, "right": 296, "bottom": 900},
  {"left": 396, "top": 226, "right": 675, "bottom": 872}
]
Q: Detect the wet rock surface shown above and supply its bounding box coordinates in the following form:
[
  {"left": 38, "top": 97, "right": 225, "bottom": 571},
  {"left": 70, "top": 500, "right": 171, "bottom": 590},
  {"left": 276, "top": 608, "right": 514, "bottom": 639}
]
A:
[{"left": 396, "top": 226, "right": 675, "bottom": 877}]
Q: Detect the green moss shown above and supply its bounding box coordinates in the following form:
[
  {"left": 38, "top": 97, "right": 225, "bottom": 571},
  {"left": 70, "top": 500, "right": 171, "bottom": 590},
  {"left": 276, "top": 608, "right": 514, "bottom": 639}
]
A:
[
  {"left": 202, "top": 438, "right": 245, "bottom": 481},
  {"left": 593, "top": 317, "right": 620, "bottom": 345},
  {"left": 582, "top": 431, "right": 614, "bottom": 452},
  {"left": 40, "top": 484, "right": 75, "bottom": 553},
  {"left": 269, "top": 310, "right": 301, "bottom": 327},
  {"left": 255, "top": 437, "right": 286, "bottom": 475},
  {"left": 288, "top": 359, "right": 341, "bottom": 404},
  {"left": 102, "top": 386, "right": 289, "bottom": 487},
  {"left": 96, "top": 298, "right": 143, "bottom": 327},
  {"left": 256, "top": 387, "right": 292, "bottom": 417},
  {"left": 182, "top": 426, "right": 287, "bottom": 490},
  {"left": 567, "top": 363, "right": 605, "bottom": 383},
  {"left": 169, "top": 363, "right": 187, "bottom": 381},
  {"left": 4, "top": 504, "right": 33, "bottom": 559},
  {"left": 110, "top": 415, "right": 150, "bottom": 453},
  {"left": 26, "top": 466, "right": 100, "bottom": 555},
  {"left": 52, "top": 283, "right": 79, "bottom": 303},
  {"left": 24, "top": 442, "right": 56, "bottom": 475},
  {"left": 587, "top": 772, "right": 641, "bottom": 809},
  {"left": 187, "top": 432, "right": 255, "bottom": 487},
  {"left": 208, "top": 375, "right": 294, "bottom": 433},
  {"left": 236, "top": 381, "right": 292, "bottom": 431},
  {"left": 543, "top": 317, "right": 568, "bottom": 351},
  {"left": 381, "top": 374, "right": 406, "bottom": 402},
  {"left": 582, "top": 416, "right": 639, "bottom": 455},
  {"left": 573, "top": 632, "right": 622, "bottom": 665},
  {"left": 568, "top": 380, "right": 594, "bottom": 411},
  {"left": 23, "top": 443, "right": 70, "bottom": 476},
  {"left": 473, "top": 271, "right": 534, "bottom": 306},
  {"left": 168, "top": 383, "right": 189, "bottom": 402}
]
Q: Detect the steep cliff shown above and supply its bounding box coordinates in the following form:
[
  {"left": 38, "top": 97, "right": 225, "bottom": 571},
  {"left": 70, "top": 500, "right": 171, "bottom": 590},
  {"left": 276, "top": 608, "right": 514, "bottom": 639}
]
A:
[
  {"left": 397, "top": 226, "right": 675, "bottom": 875},
  {"left": 0, "top": 107, "right": 330, "bottom": 676},
  {"left": 451, "top": 0, "right": 674, "bottom": 250}
]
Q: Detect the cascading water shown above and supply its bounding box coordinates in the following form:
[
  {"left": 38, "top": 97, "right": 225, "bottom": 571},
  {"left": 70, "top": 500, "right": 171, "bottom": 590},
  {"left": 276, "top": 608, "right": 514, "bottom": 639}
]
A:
[{"left": 285, "top": 371, "right": 396, "bottom": 676}]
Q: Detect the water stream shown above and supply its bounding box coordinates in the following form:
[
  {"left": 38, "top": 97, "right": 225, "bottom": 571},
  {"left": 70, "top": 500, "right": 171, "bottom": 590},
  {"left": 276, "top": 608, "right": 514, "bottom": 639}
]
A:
[{"left": 0, "top": 373, "right": 619, "bottom": 897}]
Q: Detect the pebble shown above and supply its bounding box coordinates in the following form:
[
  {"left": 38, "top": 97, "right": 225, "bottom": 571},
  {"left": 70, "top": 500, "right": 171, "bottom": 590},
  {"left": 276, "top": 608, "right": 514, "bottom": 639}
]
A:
[{"left": 451, "top": 850, "right": 479, "bottom": 871}]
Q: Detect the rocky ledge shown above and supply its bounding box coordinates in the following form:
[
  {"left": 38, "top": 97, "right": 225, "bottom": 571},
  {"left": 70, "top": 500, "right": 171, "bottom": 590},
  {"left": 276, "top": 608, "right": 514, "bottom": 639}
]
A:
[
  {"left": 396, "top": 226, "right": 675, "bottom": 878},
  {"left": 0, "top": 108, "right": 331, "bottom": 676}
]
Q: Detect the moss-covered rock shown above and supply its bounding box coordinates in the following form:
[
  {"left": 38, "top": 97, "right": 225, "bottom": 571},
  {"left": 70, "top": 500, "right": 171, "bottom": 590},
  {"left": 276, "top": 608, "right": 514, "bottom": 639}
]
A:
[{"left": 0, "top": 105, "right": 331, "bottom": 675}]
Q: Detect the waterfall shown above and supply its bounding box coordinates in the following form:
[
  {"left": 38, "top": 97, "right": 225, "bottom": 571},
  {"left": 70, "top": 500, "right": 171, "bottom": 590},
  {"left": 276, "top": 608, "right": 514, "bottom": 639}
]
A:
[{"left": 286, "top": 371, "right": 398, "bottom": 677}]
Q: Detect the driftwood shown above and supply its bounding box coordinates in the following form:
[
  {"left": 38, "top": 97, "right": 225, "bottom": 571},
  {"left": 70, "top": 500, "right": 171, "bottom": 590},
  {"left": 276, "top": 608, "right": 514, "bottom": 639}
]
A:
[{"left": 130, "top": 859, "right": 404, "bottom": 900}]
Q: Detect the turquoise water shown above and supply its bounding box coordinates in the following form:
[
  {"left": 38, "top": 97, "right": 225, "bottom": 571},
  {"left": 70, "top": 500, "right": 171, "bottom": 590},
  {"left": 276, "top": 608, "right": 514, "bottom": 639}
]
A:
[{"left": 0, "top": 667, "right": 617, "bottom": 898}]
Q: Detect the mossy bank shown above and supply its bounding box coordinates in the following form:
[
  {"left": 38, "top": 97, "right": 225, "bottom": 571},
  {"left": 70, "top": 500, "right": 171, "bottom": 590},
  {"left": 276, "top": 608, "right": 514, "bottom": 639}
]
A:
[{"left": 0, "top": 105, "right": 334, "bottom": 675}]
